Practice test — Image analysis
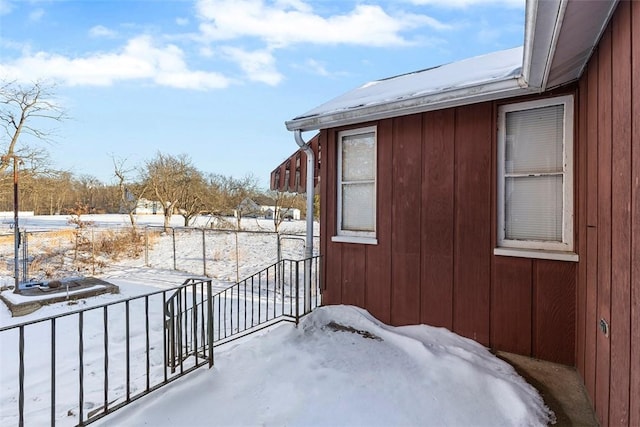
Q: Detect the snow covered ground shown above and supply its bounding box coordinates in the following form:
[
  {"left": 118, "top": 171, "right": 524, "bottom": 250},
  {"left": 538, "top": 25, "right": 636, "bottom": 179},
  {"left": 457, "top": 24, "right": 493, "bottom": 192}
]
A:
[
  {"left": 0, "top": 214, "right": 554, "bottom": 427},
  {"left": 96, "top": 306, "right": 554, "bottom": 427}
]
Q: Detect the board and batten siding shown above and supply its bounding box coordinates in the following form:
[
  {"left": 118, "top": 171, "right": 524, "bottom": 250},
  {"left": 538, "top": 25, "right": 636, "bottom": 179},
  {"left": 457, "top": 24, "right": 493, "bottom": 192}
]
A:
[
  {"left": 576, "top": 2, "right": 640, "bottom": 426},
  {"left": 318, "top": 4, "right": 640, "bottom": 424},
  {"left": 315, "top": 3, "right": 639, "bottom": 426},
  {"left": 319, "top": 96, "right": 577, "bottom": 366}
]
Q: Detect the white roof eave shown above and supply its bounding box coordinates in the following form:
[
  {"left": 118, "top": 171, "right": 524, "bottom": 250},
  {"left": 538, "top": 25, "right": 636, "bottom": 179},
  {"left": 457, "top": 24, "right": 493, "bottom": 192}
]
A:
[
  {"left": 286, "top": 76, "right": 532, "bottom": 132},
  {"left": 287, "top": 0, "right": 622, "bottom": 133}
]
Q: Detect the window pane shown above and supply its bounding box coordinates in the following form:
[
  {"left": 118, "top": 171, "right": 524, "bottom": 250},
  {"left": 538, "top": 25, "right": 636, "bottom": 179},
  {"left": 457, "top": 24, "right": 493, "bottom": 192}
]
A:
[
  {"left": 505, "top": 105, "right": 563, "bottom": 174},
  {"left": 505, "top": 175, "right": 563, "bottom": 241},
  {"left": 342, "top": 182, "right": 375, "bottom": 231},
  {"left": 342, "top": 132, "right": 375, "bottom": 181}
]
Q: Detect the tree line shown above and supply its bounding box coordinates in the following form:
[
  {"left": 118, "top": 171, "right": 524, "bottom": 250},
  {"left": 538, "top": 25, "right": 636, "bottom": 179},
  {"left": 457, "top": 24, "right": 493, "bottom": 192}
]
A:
[
  {"left": 0, "top": 152, "right": 305, "bottom": 229},
  {"left": 0, "top": 80, "right": 305, "bottom": 230}
]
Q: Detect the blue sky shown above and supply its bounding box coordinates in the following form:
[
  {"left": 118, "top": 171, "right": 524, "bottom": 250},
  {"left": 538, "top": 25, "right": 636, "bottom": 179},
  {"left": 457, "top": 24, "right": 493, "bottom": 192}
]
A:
[{"left": 0, "top": 0, "right": 524, "bottom": 189}]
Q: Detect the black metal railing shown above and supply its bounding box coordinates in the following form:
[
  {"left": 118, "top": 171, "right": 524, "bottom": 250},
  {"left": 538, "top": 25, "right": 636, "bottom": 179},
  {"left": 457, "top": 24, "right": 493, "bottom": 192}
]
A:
[
  {"left": 211, "top": 255, "right": 321, "bottom": 344},
  {"left": 164, "top": 278, "right": 215, "bottom": 374},
  {"left": 0, "top": 255, "right": 320, "bottom": 427}
]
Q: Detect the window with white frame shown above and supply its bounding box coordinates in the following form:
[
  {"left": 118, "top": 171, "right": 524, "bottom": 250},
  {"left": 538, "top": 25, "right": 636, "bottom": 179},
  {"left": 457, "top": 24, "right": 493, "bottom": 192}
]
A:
[
  {"left": 334, "top": 126, "right": 377, "bottom": 243},
  {"left": 497, "top": 95, "right": 574, "bottom": 254}
]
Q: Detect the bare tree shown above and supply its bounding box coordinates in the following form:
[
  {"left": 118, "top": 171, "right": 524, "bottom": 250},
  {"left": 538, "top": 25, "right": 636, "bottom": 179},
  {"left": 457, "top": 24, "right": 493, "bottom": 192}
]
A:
[
  {"left": 176, "top": 167, "right": 206, "bottom": 226},
  {"left": 113, "top": 156, "right": 147, "bottom": 228},
  {"left": 226, "top": 174, "right": 259, "bottom": 230},
  {"left": 199, "top": 173, "right": 232, "bottom": 228},
  {"left": 142, "top": 152, "right": 200, "bottom": 230},
  {"left": 204, "top": 173, "right": 227, "bottom": 215},
  {"left": 0, "top": 80, "right": 66, "bottom": 174},
  {"left": 199, "top": 173, "right": 259, "bottom": 229},
  {"left": 75, "top": 174, "right": 103, "bottom": 211}
]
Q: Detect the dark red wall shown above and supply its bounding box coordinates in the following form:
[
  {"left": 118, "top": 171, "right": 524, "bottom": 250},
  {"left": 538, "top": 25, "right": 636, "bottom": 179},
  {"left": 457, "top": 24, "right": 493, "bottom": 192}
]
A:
[
  {"left": 270, "top": 134, "right": 320, "bottom": 193},
  {"left": 319, "top": 97, "right": 576, "bottom": 365},
  {"left": 575, "top": 2, "right": 640, "bottom": 426},
  {"left": 317, "top": 2, "right": 640, "bottom": 426}
]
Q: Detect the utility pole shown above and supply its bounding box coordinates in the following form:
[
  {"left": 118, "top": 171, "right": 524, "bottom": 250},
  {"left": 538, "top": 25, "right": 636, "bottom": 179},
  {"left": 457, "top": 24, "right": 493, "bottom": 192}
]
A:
[{"left": 2, "top": 155, "right": 22, "bottom": 293}]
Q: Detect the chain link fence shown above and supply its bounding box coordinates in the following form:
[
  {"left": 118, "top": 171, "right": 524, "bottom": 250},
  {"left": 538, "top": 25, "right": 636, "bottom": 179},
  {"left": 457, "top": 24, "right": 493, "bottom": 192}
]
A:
[{"left": 0, "top": 226, "right": 319, "bottom": 286}]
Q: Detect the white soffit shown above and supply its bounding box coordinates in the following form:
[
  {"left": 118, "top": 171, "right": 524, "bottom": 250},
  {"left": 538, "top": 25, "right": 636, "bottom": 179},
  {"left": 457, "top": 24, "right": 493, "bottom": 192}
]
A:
[
  {"left": 522, "top": 0, "right": 562, "bottom": 89},
  {"left": 544, "top": 0, "right": 619, "bottom": 89}
]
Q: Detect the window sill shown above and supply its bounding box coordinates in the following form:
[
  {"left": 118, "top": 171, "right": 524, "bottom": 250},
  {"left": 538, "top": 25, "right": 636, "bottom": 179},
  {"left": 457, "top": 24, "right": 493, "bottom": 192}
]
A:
[
  {"left": 331, "top": 235, "right": 378, "bottom": 245},
  {"left": 494, "top": 247, "right": 579, "bottom": 262}
]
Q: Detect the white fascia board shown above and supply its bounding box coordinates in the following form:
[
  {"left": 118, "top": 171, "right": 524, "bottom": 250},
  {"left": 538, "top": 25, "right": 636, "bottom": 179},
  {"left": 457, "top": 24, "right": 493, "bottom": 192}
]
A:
[
  {"left": 540, "top": 0, "right": 568, "bottom": 90},
  {"left": 521, "top": 0, "right": 539, "bottom": 86},
  {"left": 522, "top": 0, "right": 564, "bottom": 91},
  {"left": 286, "top": 77, "right": 532, "bottom": 132}
]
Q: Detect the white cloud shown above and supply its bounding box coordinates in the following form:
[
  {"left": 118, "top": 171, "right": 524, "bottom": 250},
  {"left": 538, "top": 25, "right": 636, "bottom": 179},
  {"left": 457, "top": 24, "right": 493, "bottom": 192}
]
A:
[
  {"left": 304, "top": 58, "right": 329, "bottom": 76},
  {"left": 0, "top": 35, "right": 231, "bottom": 90},
  {"left": 28, "top": 8, "right": 44, "bottom": 22},
  {"left": 221, "top": 47, "right": 283, "bottom": 85},
  {"left": 199, "top": 46, "right": 214, "bottom": 57},
  {"left": 409, "top": 0, "right": 523, "bottom": 8},
  {"left": 273, "top": 0, "right": 312, "bottom": 13},
  {"left": 176, "top": 17, "right": 189, "bottom": 26},
  {"left": 89, "top": 25, "right": 118, "bottom": 38},
  {"left": 195, "top": 0, "right": 450, "bottom": 48}
]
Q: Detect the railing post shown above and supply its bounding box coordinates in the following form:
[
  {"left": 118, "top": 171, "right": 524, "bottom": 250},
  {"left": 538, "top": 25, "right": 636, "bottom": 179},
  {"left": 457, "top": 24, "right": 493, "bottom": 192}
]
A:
[
  {"left": 316, "top": 255, "right": 322, "bottom": 308},
  {"left": 295, "top": 260, "right": 300, "bottom": 324},
  {"left": 276, "top": 233, "right": 281, "bottom": 291},
  {"left": 51, "top": 319, "right": 56, "bottom": 427},
  {"left": 78, "top": 312, "right": 84, "bottom": 425},
  {"left": 145, "top": 297, "right": 150, "bottom": 391},
  {"left": 125, "top": 300, "right": 130, "bottom": 401},
  {"left": 103, "top": 307, "right": 109, "bottom": 416},
  {"left": 207, "top": 280, "right": 214, "bottom": 368},
  {"left": 162, "top": 291, "right": 168, "bottom": 381},
  {"left": 18, "top": 326, "right": 24, "bottom": 427},
  {"left": 305, "top": 257, "right": 312, "bottom": 314},
  {"left": 192, "top": 282, "right": 198, "bottom": 367}
]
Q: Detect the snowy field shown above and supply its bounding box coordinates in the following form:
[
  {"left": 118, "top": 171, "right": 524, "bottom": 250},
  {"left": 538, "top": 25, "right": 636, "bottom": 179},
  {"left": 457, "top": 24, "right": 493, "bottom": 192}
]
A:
[{"left": 0, "top": 214, "right": 553, "bottom": 426}]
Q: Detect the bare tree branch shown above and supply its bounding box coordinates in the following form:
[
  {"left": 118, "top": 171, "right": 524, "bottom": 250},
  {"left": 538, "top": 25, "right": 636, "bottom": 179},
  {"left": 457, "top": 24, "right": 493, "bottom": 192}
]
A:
[{"left": 0, "top": 80, "right": 68, "bottom": 174}]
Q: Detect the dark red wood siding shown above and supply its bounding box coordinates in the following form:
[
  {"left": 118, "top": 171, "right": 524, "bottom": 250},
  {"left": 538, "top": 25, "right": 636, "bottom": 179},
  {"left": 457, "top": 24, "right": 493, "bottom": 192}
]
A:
[
  {"left": 316, "top": 3, "right": 640, "bottom": 425},
  {"left": 631, "top": 2, "right": 640, "bottom": 425},
  {"left": 270, "top": 133, "right": 320, "bottom": 193},
  {"left": 420, "top": 109, "right": 455, "bottom": 330},
  {"left": 391, "top": 115, "right": 423, "bottom": 326},
  {"left": 319, "top": 95, "right": 576, "bottom": 364},
  {"left": 575, "top": 2, "right": 640, "bottom": 426}
]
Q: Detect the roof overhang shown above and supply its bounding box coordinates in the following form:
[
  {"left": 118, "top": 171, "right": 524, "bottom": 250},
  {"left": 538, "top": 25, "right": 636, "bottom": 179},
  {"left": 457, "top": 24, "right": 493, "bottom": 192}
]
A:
[
  {"left": 523, "top": 0, "right": 619, "bottom": 90},
  {"left": 285, "top": 0, "right": 619, "bottom": 132},
  {"left": 286, "top": 76, "right": 527, "bottom": 132}
]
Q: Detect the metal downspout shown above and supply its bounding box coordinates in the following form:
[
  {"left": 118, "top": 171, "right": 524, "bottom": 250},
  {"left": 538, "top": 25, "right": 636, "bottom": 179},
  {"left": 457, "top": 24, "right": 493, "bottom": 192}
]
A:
[{"left": 294, "top": 130, "right": 314, "bottom": 313}]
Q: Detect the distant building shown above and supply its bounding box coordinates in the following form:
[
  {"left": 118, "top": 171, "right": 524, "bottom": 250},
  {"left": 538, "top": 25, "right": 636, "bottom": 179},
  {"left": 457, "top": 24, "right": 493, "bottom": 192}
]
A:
[
  {"left": 236, "top": 196, "right": 301, "bottom": 220},
  {"left": 129, "top": 198, "right": 162, "bottom": 215}
]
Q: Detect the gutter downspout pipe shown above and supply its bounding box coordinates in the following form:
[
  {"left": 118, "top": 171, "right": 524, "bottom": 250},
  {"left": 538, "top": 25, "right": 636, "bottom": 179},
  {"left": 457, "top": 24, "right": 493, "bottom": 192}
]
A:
[{"left": 294, "top": 130, "right": 314, "bottom": 313}]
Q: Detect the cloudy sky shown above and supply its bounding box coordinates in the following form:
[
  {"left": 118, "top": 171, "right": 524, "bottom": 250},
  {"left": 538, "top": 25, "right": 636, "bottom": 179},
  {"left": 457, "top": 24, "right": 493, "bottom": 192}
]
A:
[{"left": 0, "top": 0, "right": 524, "bottom": 188}]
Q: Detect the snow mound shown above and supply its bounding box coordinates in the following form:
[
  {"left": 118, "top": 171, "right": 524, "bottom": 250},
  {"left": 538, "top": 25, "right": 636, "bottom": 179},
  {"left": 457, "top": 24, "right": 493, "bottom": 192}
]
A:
[{"left": 97, "top": 305, "right": 554, "bottom": 427}]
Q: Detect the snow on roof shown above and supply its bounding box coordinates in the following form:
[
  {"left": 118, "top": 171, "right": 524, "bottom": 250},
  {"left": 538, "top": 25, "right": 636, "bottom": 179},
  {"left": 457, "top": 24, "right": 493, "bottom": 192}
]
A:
[
  {"left": 286, "top": 46, "right": 525, "bottom": 131},
  {"left": 285, "top": 0, "right": 620, "bottom": 133}
]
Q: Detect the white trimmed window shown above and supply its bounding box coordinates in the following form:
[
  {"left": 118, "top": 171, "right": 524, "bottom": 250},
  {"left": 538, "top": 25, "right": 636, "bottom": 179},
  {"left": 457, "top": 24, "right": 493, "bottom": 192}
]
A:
[
  {"left": 333, "top": 126, "right": 377, "bottom": 244},
  {"left": 496, "top": 95, "right": 575, "bottom": 257}
]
